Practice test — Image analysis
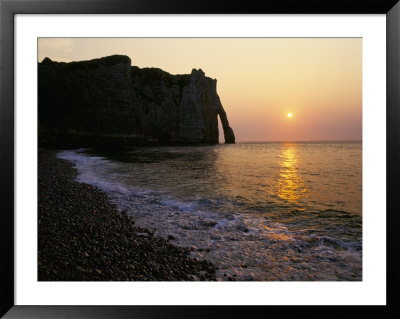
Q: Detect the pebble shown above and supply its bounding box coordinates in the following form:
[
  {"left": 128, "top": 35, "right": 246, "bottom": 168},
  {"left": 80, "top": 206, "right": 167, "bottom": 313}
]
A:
[{"left": 38, "top": 150, "right": 217, "bottom": 281}]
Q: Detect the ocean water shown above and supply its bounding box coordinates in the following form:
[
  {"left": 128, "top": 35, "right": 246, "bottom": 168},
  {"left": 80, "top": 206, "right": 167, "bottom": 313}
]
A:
[{"left": 57, "top": 141, "right": 362, "bottom": 281}]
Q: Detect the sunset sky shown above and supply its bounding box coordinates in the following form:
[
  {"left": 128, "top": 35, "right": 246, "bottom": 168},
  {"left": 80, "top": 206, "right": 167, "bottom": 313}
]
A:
[{"left": 38, "top": 38, "right": 362, "bottom": 142}]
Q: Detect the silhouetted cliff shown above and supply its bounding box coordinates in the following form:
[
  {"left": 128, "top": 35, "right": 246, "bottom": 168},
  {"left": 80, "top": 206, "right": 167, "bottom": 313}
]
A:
[{"left": 38, "top": 55, "right": 235, "bottom": 147}]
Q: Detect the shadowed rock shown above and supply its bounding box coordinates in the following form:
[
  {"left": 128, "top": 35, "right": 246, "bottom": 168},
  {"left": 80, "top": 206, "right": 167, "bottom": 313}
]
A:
[{"left": 38, "top": 55, "right": 235, "bottom": 147}]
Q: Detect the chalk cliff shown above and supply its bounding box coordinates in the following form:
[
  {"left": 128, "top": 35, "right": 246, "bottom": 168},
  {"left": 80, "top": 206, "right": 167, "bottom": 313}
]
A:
[{"left": 38, "top": 55, "right": 235, "bottom": 146}]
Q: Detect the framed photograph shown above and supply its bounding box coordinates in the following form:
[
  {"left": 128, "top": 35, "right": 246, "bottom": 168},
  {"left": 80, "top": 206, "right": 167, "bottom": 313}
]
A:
[{"left": 1, "top": 0, "right": 399, "bottom": 318}]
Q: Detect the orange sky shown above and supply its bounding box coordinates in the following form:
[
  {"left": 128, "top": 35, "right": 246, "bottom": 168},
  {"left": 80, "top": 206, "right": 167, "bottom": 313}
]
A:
[{"left": 38, "top": 38, "right": 362, "bottom": 142}]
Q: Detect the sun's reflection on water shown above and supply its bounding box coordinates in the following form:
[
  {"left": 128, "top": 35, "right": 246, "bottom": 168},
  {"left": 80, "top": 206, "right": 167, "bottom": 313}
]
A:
[{"left": 276, "top": 143, "right": 308, "bottom": 205}]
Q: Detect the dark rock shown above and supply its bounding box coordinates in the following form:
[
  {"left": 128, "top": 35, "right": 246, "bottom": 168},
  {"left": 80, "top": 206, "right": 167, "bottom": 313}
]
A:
[
  {"left": 236, "top": 225, "right": 249, "bottom": 233},
  {"left": 202, "top": 221, "right": 217, "bottom": 227},
  {"left": 38, "top": 55, "right": 235, "bottom": 147}
]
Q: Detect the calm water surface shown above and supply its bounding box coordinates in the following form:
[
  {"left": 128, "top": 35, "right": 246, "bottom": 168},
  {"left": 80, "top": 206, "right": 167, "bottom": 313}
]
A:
[{"left": 58, "top": 141, "right": 362, "bottom": 281}]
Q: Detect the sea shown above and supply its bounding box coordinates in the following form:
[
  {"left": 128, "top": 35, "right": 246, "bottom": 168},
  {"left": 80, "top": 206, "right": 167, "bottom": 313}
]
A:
[{"left": 57, "top": 141, "right": 362, "bottom": 281}]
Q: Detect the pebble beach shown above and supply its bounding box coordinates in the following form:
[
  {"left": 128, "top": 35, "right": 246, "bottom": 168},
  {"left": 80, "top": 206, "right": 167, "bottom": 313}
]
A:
[{"left": 38, "top": 150, "right": 217, "bottom": 281}]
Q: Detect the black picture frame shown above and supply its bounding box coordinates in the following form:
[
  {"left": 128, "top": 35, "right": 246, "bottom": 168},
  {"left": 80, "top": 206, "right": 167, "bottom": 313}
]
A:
[{"left": 1, "top": 0, "right": 399, "bottom": 318}]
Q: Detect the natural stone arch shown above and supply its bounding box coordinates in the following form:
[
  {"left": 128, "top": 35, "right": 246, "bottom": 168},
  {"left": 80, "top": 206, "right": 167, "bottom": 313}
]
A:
[{"left": 218, "top": 108, "right": 235, "bottom": 144}]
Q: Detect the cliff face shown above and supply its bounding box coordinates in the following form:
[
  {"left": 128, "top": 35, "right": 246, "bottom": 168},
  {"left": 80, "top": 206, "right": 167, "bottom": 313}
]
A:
[{"left": 38, "top": 55, "right": 235, "bottom": 146}]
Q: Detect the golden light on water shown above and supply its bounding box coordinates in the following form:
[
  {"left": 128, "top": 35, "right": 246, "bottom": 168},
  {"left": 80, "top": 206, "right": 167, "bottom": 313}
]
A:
[{"left": 276, "top": 143, "right": 307, "bottom": 204}]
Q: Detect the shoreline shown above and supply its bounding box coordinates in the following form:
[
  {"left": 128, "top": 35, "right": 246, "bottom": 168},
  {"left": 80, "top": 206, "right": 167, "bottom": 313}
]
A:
[{"left": 38, "top": 150, "right": 217, "bottom": 281}]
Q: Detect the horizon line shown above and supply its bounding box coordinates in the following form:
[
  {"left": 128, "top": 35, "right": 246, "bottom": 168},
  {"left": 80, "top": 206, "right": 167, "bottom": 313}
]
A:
[{"left": 219, "top": 139, "right": 362, "bottom": 143}]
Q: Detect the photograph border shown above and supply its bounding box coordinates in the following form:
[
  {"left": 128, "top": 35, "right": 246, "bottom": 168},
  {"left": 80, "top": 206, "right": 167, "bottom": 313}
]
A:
[{"left": 1, "top": 0, "right": 399, "bottom": 318}]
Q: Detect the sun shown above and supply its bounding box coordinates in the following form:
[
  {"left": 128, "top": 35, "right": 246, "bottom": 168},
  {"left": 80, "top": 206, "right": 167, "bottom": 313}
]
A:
[{"left": 287, "top": 112, "right": 293, "bottom": 118}]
